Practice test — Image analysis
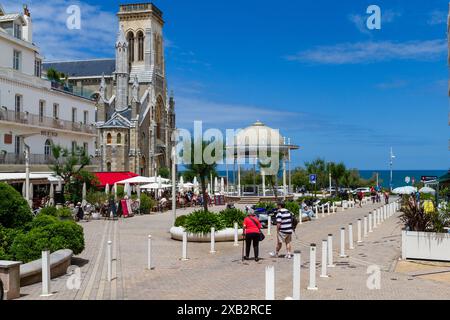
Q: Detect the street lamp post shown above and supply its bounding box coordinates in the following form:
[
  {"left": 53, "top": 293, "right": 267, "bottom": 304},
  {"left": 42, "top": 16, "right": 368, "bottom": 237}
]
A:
[
  {"left": 171, "top": 130, "right": 178, "bottom": 227},
  {"left": 390, "top": 147, "right": 395, "bottom": 192}
]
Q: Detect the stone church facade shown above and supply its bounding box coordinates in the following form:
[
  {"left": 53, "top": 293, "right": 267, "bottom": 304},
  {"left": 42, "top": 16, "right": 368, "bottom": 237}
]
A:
[{"left": 43, "top": 3, "right": 175, "bottom": 176}]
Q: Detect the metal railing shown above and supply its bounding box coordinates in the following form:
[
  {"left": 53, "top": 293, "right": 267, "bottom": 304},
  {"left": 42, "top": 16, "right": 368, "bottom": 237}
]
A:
[
  {"left": 0, "top": 152, "right": 101, "bottom": 166},
  {"left": 0, "top": 109, "right": 96, "bottom": 134}
]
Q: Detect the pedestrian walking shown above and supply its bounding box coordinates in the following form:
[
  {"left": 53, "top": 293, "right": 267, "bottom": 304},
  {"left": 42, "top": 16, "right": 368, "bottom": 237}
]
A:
[
  {"left": 243, "top": 207, "right": 262, "bottom": 262},
  {"left": 270, "top": 201, "right": 294, "bottom": 259}
]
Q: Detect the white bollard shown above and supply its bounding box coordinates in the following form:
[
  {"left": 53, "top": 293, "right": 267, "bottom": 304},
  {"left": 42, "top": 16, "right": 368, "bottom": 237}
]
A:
[
  {"left": 307, "top": 244, "right": 318, "bottom": 290},
  {"left": 327, "top": 234, "right": 335, "bottom": 267},
  {"left": 268, "top": 215, "right": 272, "bottom": 236},
  {"left": 147, "top": 235, "right": 153, "bottom": 270},
  {"left": 342, "top": 201, "right": 345, "bottom": 212},
  {"left": 321, "top": 204, "right": 325, "bottom": 218},
  {"left": 384, "top": 205, "right": 387, "bottom": 220},
  {"left": 320, "top": 240, "right": 328, "bottom": 278},
  {"left": 369, "top": 213, "right": 373, "bottom": 232},
  {"left": 332, "top": 202, "right": 336, "bottom": 213},
  {"left": 210, "top": 227, "right": 216, "bottom": 254},
  {"left": 107, "top": 240, "right": 112, "bottom": 282},
  {"left": 327, "top": 203, "right": 330, "bottom": 216},
  {"left": 373, "top": 210, "right": 378, "bottom": 228},
  {"left": 340, "top": 228, "right": 347, "bottom": 257},
  {"left": 357, "top": 219, "right": 362, "bottom": 243},
  {"left": 293, "top": 251, "right": 301, "bottom": 300},
  {"left": 381, "top": 207, "right": 384, "bottom": 223},
  {"left": 265, "top": 265, "right": 275, "bottom": 300},
  {"left": 41, "top": 250, "right": 51, "bottom": 296},
  {"left": 364, "top": 216, "right": 368, "bottom": 237},
  {"left": 182, "top": 231, "right": 189, "bottom": 260},
  {"left": 299, "top": 209, "right": 303, "bottom": 225},
  {"left": 348, "top": 223, "right": 354, "bottom": 249},
  {"left": 234, "top": 222, "right": 239, "bottom": 246}
]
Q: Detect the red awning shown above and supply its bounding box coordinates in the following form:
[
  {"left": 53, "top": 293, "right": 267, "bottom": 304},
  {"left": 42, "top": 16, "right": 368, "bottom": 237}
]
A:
[{"left": 94, "top": 172, "right": 139, "bottom": 188}]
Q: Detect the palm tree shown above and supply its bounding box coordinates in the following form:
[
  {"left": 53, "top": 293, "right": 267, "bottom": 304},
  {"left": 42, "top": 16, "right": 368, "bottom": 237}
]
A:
[
  {"left": 184, "top": 140, "right": 220, "bottom": 212},
  {"left": 328, "top": 162, "right": 346, "bottom": 194}
]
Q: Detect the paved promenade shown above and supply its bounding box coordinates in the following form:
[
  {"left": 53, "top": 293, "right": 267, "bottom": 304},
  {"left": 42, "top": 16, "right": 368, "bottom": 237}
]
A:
[{"left": 18, "top": 200, "right": 450, "bottom": 300}]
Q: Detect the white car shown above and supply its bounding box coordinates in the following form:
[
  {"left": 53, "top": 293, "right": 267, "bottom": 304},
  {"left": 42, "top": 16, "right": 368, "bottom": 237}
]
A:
[{"left": 353, "top": 187, "right": 370, "bottom": 194}]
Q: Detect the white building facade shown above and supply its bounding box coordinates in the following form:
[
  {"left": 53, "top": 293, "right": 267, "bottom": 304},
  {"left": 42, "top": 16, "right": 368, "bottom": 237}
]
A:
[{"left": 0, "top": 5, "right": 97, "bottom": 172}]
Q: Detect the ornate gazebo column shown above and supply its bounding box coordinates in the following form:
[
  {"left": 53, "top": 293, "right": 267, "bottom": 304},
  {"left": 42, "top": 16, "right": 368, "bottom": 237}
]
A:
[{"left": 261, "top": 168, "right": 266, "bottom": 197}]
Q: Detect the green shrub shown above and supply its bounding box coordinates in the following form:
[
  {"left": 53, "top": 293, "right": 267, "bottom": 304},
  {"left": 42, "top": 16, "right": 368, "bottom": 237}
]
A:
[
  {"left": 86, "top": 191, "right": 108, "bottom": 206},
  {"left": 10, "top": 220, "right": 84, "bottom": 263},
  {"left": 219, "top": 208, "right": 246, "bottom": 228},
  {"left": 255, "top": 201, "right": 276, "bottom": 210},
  {"left": 39, "top": 206, "right": 58, "bottom": 217},
  {"left": 0, "top": 183, "right": 33, "bottom": 228},
  {"left": 116, "top": 185, "right": 125, "bottom": 198},
  {"left": 28, "top": 214, "right": 59, "bottom": 229},
  {"left": 183, "top": 210, "right": 225, "bottom": 234},
  {"left": 57, "top": 207, "right": 73, "bottom": 219},
  {"left": 285, "top": 201, "right": 300, "bottom": 217},
  {"left": 175, "top": 215, "right": 188, "bottom": 227},
  {"left": 0, "top": 226, "right": 23, "bottom": 261},
  {"left": 140, "top": 194, "right": 156, "bottom": 214}
]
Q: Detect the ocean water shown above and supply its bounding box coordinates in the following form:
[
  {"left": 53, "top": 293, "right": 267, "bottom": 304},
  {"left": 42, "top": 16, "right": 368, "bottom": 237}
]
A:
[{"left": 213, "top": 169, "right": 448, "bottom": 188}]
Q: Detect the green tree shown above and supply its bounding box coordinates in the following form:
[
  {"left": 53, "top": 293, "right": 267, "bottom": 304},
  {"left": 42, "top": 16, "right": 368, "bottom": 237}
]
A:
[
  {"left": 304, "top": 158, "right": 328, "bottom": 190},
  {"left": 158, "top": 167, "right": 170, "bottom": 179},
  {"left": 291, "top": 168, "right": 309, "bottom": 191},
  {"left": 184, "top": 140, "right": 221, "bottom": 212},
  {"left": 328, "top": 162, "right": 346, "bottom": 194}
]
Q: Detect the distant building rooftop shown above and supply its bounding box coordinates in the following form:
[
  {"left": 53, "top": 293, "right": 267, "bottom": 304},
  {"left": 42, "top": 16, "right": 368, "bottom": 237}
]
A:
[{"left": 43, "top": 59, "right": 115, "bottom": 78}]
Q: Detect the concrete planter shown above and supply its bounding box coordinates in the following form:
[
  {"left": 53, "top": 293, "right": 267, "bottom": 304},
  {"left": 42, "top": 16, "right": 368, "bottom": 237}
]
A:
[
  {"left": 402, "top": 230, "right": 450, "bottom": 262},
  {"left": 170, "top": 226, "right": 243, "bottom": 243}
]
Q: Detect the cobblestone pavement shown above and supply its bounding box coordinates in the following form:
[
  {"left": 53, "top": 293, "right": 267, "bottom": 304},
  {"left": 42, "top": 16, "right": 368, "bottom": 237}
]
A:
[{"left": 18, "top": 200, "right": 450, "bottom": 300}]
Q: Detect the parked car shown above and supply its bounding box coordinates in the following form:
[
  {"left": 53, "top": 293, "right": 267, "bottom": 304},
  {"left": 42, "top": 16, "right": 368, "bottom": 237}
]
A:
[
  {"left": 252, "top": 206, "right": 277, "bottom": 228},
  {"left": 352, "top": 187, "right": 370, "bottom": 194}
]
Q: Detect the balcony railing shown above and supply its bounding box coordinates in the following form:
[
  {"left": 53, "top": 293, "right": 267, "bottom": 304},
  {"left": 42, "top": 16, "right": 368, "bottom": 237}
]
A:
[
  {"left": 0, "top": 152, "right": 100, "bottom": 166},
  {"left": 0, "top": 109, "right": 96, "bottom": 135}
]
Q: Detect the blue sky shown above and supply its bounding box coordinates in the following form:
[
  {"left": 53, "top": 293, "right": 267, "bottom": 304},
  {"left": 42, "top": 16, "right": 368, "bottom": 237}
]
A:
[{"left": 3, "top": 0, "right": 449, "bottom": 170}]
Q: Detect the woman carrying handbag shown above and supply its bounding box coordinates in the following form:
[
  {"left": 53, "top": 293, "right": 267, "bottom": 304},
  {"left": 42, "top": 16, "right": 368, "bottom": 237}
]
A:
[{"left": 243, "top": 207, "right": 263, "bottom": 262}]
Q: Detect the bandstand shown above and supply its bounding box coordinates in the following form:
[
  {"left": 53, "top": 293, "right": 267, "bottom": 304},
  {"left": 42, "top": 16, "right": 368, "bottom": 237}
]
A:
[{"left": 224, "top": 121, "right": 299, "bottom": 204}]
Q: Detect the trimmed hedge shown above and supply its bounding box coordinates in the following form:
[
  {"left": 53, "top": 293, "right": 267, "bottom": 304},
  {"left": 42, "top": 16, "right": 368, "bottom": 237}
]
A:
[
  {"left": 0, "top": 183, "right": 33, "bottom": 228},
  {"left": 176, "top": 208, "right": 246, "bottom": 234}
]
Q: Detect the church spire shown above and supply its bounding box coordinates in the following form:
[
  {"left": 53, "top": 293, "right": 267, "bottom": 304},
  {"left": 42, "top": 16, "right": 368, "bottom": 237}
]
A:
[{"left": 114, "top": 25, "right": 129, "bottom": 112}]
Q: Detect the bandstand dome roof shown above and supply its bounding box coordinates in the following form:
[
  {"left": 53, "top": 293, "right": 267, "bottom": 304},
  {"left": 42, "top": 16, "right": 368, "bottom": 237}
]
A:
[{"left": 235, "top": 121, "right": 284, "bottom": 147}]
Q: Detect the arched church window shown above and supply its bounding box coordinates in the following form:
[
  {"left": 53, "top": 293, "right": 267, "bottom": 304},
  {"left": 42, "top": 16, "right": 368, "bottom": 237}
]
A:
[
  {"left": 137, "top": 31, "right": 144, "bottom": 61},
  {"left": 125, "top": 134, "right": 128, "bottom": 144},
  {"left": 117, "top": 133, "right": 122, "bottom": 144},
  {"left": 127, "top": 31, "right": 135, "bottom": 63},
  {"left": 107, "top": 133, "right": 112, "bottom": 144}
]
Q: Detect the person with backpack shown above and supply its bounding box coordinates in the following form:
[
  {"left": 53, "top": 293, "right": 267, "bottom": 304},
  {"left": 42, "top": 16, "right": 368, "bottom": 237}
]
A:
[
  {"left": 270, "top": 201, "right": 295, "bottom": 259},
  {"left": 243, "top": 207, "right": 263, "bottom": 262}
]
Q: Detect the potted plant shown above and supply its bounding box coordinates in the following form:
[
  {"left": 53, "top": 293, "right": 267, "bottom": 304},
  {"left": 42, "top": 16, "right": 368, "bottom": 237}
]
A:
[{"left": 401, "top": 199, "right": 450, "bottom": 261}]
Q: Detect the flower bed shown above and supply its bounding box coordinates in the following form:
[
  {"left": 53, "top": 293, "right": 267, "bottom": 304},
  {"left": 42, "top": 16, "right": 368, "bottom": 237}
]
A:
[{"left": 170, "top": 226, "right": 243, "bottom": 242}]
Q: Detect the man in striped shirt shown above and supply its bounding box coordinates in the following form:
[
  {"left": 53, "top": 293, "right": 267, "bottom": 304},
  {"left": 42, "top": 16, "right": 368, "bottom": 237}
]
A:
[{"left": 269, "top": 202, "right": 294, "bottom": 259}]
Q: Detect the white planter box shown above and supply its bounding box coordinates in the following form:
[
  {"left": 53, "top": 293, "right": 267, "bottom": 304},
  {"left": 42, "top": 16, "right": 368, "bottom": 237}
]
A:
[
  {"left": 170, "top": 226, "right": 243, "bottom": 243},
  {"left": 402, "top": 230, "right": 450, "bottom": 262}
]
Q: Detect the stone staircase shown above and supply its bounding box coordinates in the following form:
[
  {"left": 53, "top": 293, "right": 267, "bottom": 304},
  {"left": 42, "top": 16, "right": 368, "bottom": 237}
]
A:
[{"left": 238, "top": 196, "right": 261, "bottom": 205}]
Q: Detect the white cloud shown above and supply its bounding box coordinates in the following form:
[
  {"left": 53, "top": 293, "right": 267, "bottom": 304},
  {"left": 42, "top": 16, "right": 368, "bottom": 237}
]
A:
[
  {"left": 427, "top": 10, "right": 447, "bottom": 25},
  {"left": 375, "top": 79, "right": 408, "bottom": 90},
  {"left": 286, "top": 39, "right": 447, "bottom": 65},
  {"left": 1, "top": 0, "right": 117, "bottom": 60}
]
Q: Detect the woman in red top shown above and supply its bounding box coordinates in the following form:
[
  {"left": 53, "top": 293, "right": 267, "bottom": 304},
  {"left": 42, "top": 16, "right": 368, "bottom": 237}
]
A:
[{"left": 243, "top": 208, "right": 262, "bottom": 262}]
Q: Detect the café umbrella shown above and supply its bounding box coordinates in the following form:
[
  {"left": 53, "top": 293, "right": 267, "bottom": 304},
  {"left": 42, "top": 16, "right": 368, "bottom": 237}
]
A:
[
  {"left": 392, "top": 186, "right": 417, "bottom": 195},
  {"left": 419, "top": 187, "right": 436, "bottom": 194},
  {"left": 105, "top": 183, "right": 110, "bottom": 195}
]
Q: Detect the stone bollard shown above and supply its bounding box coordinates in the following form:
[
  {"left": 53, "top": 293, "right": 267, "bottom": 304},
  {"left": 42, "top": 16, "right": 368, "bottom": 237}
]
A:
[
  {"left": 233, "top": 222, "right": 239, "bottom": 247},
  {"left": 268, "top": 215, "right": 272, "bottom": 235},
  {"left": 307, "top": 244, "right": 318, "bottom": 290},
  {"left": 363, "top": 216, "right": 368, "bottom": 237},
  {"left": 327, "top": 234, "right": 335, "bottom": 267},
  {"left": 107, "top": 241, "right": 112, "bottom": 282},
  {"left": 348, "top": 223, "right": 354, "bottom": 249},
  {"left": 357, "top": 219, "right": 362, "bottom": 243},
  {"left": 41, "top": 250, "right": 52, "bottom": 296},
  {"left": 293, "top": 251, "right": 301, "bottom": 300},
  {"left": 265, "top": 266, "right": 275, "bottom": 300},
  {"left": 210, "top": 227, "right": 216, "bottom": 254},
  {"left": 147, "top": 235, "right": 153, "bottom": 270},
  {"left": 0, "top": 261, "right": 21, "bottom": 300},
  {"left": 320, "top": 240, "right": 328, "bottom": 278},
  {"left": 340, "top": 228, "right": 347, "bottom": 257},
  {"left": 182, "top": 231, "right": 189, "bottom": 261},
  {"left": 369, "top": 213, "right": 373, "bottom": 232}
]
